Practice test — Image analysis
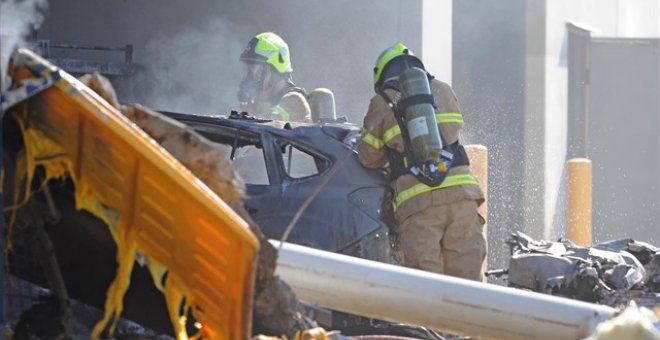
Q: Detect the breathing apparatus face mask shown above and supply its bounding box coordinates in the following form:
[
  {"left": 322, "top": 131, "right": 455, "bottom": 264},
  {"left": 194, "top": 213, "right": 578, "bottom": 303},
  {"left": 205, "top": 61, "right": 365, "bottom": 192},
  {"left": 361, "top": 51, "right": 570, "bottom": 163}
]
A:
[{"left": 238, "top": 62, "right": 268, "bottom": 104}]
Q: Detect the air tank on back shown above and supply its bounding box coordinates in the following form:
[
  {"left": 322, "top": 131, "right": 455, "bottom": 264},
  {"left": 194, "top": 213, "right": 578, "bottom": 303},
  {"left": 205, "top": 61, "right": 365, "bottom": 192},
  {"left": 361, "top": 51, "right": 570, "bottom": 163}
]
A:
[{"left": 398, "top": 67, "right": 443, "bottom": 163}]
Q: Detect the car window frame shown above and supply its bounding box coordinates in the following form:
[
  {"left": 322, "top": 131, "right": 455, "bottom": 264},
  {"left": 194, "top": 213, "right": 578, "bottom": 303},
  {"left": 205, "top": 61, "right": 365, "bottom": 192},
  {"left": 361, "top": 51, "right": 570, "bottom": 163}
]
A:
[
  {"left": 175, "top": 119, "right": 332, "bottom": 186},
  {"left": 272, "top": 135, "right": 331, "bottom": 182}
]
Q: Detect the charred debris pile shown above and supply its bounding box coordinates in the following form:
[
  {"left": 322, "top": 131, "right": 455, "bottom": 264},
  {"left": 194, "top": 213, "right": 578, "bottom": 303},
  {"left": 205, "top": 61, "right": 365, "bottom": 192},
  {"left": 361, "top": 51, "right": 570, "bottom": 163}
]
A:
[{"left": 490, "top": 231, "right": 660, "bottom": 308}]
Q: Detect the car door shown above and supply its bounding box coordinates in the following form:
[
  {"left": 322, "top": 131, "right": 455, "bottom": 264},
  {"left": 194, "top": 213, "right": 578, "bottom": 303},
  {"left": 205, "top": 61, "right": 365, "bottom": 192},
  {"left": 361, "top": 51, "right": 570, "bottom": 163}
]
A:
[{"left": 244, "top": 132, "right": 335, "bottom": 250}]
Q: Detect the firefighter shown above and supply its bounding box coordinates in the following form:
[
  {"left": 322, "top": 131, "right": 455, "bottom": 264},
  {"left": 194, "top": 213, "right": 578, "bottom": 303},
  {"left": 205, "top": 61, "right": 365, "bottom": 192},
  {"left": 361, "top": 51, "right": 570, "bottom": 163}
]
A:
[
  {"left": 358, "top": 43, "right": 487, "bottom": 281},
  {"left": 238, "top": 32, "right": 311, "bottom": 122}
]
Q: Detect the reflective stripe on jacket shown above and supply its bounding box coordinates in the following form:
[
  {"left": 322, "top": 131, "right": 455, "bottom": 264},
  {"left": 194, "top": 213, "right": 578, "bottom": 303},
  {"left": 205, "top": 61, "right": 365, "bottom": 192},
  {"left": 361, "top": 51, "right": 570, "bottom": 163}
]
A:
[{"left": 271, "top": 105, "right": 291, "bottom": 121}]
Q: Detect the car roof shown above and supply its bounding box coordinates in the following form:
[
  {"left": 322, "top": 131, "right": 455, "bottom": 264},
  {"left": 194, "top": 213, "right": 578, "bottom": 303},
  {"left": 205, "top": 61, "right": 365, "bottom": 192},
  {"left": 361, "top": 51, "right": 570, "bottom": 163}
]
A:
[{"left": 160, "top": 111, "right": 360, "bottom": 141}]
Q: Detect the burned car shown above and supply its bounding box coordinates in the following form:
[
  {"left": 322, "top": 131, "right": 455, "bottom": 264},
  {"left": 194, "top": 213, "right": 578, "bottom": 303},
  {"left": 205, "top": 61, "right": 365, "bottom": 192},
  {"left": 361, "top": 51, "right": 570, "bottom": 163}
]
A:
[
  {"left": 161, "top": 111, "right": 395, "bottom": 263},
  {"left": 158, "top": 111, "right": 416, "bottom": 332}
]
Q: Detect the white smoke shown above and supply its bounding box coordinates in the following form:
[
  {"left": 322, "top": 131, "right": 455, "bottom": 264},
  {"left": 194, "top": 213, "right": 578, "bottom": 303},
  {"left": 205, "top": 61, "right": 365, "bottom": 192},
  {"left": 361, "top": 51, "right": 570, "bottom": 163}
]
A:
[
  {"left": 0, "top": 0, "right": 48, "bottom": 90},
  {"left": 133, "top": 18, "right": 244, "bottom": 115}
]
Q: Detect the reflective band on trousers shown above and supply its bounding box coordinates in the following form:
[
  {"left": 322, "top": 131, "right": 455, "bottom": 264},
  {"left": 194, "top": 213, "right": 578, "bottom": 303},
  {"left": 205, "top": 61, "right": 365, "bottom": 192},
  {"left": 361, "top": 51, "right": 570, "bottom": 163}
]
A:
[
  {"left": 382, "top": 112, "right": 464, "bottom": 143},
  {"left": 272, "top": 105, "right": 290, "bottom": 121},
  {"left": 393, "top": 173, "right": 479, "bottom": 211},
  {"left": 363, "top": 132, "right": 384, "bottom": 150}
]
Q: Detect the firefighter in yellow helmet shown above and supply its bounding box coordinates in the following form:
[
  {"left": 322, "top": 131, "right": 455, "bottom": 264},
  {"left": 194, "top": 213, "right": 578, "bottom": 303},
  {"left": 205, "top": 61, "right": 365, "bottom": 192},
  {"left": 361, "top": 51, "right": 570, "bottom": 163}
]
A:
[
  {"left": 238, "top": 32, "right": 311, "bottom": 122},
  {"left": 358, "top": 43, "right": 487, "bottom": 281}
]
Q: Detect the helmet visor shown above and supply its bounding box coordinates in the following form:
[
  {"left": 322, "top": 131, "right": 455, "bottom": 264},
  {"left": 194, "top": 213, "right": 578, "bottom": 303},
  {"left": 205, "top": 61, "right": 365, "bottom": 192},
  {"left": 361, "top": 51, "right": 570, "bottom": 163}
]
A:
[{"left": 238, "top": 62, "right": 268, "bottom": 103}]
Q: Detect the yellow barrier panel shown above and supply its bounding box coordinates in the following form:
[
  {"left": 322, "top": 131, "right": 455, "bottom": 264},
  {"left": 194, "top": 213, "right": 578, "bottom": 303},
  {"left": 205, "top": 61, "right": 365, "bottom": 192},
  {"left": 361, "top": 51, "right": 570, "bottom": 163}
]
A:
[
  {"left": 9, "top": 49, "right": 259, "bottom": 339},
  {"left": 567, "top": 158, "right": 592, "bottom": 247},
  {"left": 465, "top": 145, "right": 488, "bottom": 282}
]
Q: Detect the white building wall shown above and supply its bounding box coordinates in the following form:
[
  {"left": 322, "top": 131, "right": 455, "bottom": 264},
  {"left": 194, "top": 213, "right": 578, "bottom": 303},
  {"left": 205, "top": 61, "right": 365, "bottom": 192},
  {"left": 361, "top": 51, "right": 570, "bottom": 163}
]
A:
[
  {"left": 616, "top": 0, "right": 660, "bottom": 37},
  {"left": 422, "top": 0, "right": 453, "bottom": 84},
  {"left": 543, "top": 0, "right": 660, "bottom": 239}
]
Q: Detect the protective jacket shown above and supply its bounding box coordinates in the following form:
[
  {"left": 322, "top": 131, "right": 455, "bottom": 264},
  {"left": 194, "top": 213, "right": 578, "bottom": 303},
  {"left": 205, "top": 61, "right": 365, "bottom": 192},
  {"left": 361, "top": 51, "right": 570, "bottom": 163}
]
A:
[
  {"left": 358, "top": 78, "right": 484, "bottom": 222},
  {"left": 239, "top": 32, "right": 311, "bottom": 122}
]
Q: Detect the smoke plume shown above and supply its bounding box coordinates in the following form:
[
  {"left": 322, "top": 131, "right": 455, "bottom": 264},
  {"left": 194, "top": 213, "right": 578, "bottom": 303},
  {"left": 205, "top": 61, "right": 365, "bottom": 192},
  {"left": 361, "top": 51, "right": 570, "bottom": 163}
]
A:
[
  {"left": 0, "top": 0, "right": 48, "bottom": 90},
  {"left": 131, "top": 18, "right": 245, "bottom": 115}
]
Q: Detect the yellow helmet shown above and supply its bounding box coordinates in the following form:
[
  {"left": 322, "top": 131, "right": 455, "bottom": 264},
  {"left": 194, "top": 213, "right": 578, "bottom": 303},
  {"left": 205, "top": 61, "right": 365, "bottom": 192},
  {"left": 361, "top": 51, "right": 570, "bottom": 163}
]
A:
[
  {"left": 240, "top": 32, "right": 293, "bottom": 74},
  {"left": 373, "top": 42, "right": 425, "bottom": 89}
]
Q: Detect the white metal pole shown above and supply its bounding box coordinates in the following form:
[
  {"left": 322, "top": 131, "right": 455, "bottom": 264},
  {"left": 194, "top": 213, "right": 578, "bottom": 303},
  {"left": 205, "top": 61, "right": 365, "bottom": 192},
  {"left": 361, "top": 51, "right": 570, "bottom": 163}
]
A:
[{"left": 271, "top": 240, "right": 614, "bottom": 340}]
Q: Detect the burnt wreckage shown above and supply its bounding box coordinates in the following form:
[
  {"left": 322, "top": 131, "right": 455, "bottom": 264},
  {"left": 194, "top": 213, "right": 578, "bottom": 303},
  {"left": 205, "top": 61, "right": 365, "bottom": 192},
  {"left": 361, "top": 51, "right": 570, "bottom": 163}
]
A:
[
  {"left": 159, "top": 112, "right": 435, "bottom": 334},
  {"left": 0, "top": 45, "right": 422, "bottom": 335},
  {"left": 161, "top": 111, "right": 396, "bottom": 263},
  {"left": 3, "top": 111, "right": 399, "bottom": 336},
  {"left": 491, "top": 231, "right": 660, "bottom": 308}
]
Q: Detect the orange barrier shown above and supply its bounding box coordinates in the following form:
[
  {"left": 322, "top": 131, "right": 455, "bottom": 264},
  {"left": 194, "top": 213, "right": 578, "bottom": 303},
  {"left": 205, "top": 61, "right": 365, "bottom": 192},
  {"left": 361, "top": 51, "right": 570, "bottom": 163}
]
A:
[{"left": 8, "top": 49, "right": 259, "bottom": 339}]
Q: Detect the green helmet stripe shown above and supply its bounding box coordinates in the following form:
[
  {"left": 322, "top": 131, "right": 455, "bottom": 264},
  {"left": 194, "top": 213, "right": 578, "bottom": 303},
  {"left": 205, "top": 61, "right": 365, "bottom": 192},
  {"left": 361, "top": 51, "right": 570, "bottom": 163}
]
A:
[{"left": 373, "top": 42, "right": 409, "bottom": 84}]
